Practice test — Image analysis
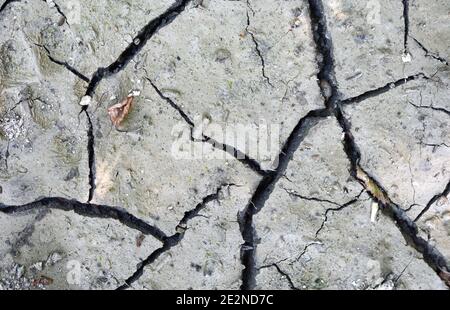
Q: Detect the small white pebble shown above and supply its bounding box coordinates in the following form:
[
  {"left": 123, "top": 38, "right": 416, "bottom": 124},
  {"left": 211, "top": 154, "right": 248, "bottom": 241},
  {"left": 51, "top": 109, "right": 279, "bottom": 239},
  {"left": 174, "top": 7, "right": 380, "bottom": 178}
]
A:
[
  {"left": 79, "top": 95, "right": 92, "bottom": 106},
  {"left": 401, "top": 52, "right": 412, "bottom": 63},
  {"left": 129, "top": 90, "right": 141, "bottom": 97}
]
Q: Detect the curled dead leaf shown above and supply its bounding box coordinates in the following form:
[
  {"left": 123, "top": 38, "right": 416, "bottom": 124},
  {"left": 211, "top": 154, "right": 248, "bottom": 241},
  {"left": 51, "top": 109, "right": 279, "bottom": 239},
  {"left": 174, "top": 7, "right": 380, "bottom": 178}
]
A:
[{"left": 107, "top": 96, "right": 134, "bottom": 127}]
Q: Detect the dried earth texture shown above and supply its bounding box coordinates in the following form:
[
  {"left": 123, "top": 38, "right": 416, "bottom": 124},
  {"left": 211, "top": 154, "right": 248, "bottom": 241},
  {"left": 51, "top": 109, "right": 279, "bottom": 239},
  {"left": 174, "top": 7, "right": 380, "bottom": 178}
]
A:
[{"left": 0, "top": 0, "right": 449, "bottom": 290}]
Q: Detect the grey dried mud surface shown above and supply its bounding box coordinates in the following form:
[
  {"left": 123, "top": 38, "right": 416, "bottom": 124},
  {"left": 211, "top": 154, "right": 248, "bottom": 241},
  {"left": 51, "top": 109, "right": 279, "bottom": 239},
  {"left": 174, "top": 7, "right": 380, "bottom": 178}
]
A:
[{"left": 0, "top": 0, "right": 448, "bottom": 290}]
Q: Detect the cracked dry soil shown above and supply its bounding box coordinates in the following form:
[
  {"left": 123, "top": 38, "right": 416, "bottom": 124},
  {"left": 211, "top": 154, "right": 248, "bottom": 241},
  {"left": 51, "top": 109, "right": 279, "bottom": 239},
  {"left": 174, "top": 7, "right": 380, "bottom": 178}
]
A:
[{"left": 0, "top": 0, "right": 449, "bottom": 290}]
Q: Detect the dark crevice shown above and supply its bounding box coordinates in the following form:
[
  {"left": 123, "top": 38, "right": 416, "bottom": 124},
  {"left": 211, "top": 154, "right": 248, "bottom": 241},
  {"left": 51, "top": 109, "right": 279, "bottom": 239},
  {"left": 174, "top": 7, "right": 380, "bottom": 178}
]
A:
[
  {"left": 0, "top": 0, "right": 19, "bottom": 13},
  {"left": 313, "top": 190, "right": 365, "bottom": 239},
  {"left": 281, "top": 187, "right": 365, "bottom": 263},
  {"left": 402, "top": 0, "right": 409, "bottom": 53},
  {"left": 246, "top": 108, "right": 330, "bottom": 213},
  {"left": 382, "top": 199, "right": 450, "bottom": 287},
  {"left": 85, "top": 0, "right": 192, "bottom": 97},
  {"left": 84, "top": 110, "right": 96, "bottom": 203},
  {"left": 412, "top": 37, "right": 449, "bottom": 66},
  {"left": 52, "top": 1, "right": 67, "bottom": 22},
  {"left": 238, "top": 107, "right": 330, "bottom": 290},
  {"left": 146, "top": 77, "right": 194, "bottom": 127},
  {"left": 423, "top": 142, "right": 449, "bottom": 149},
  {"left": 283, "top": 188, "right": 340, "bottom": 206},
  {"left": 307, "top": 0, "right": 340, "bottom": 109},
  {"left": 258, "top": 263, "right": 300, "bottom": 290},
  {"left": 271, "top": 264, "right": 299, "bottom": 290},
  {"left": 117, "top": 184, "right": 233, "bottom": 289},
  {"left": 291, "top": 241, "right": 322, "bottom": 264},
  {"left": 245, "top": 8, "right": 273, "bottom": 87},
  {"left": 0, "top": 197, "right": 168, "bottom": 242},
  {"left": 334, "top": 106, "right": 361, "bottom": 174},
  {"left": 409, "top": 101, "right": 450, "bottom": 116},
  {"left": 35, "top": 43, "right": 90, "bottom": 82},
  {"left": 405, "top": 203, "right": 421, "bottom": 213},
  {"left": 289, "top": 189, "right": 366, "bottom": 265},
  {"left": 41, "top": 0, "right": 69, "bottom": 26},
  {"left": 116, "top": 242, "right": 171, "bottom": 290},
  {"left": 245, "top": 0, "right": 255, "bottom": 16},
  {"left": 203, "top": 136, "right": 269, "bottom": 176},
  {"left": 393, "top": 259, "right": 413, "bottom": 287},
  {"left": 372, "top": 261, "right": 412, "bottom": 289},
  {"left": 307, "top": 0, "right": 375, "bottom": 178},
  {"left": 341, "top": 73, "right": 427, "bottom": 106},
  {"left": 284, "top": 187, "right": 365, "bottom": 240},
  {"left": 307, "top": 0, "right": 450, "bottom": 288},
  {"left": 414, "top": 180, "right": 450, "bottom": 222},
  {"left": 342, "top": 63, "right": 450, "bottom": 291},
  {"left": 145, "top": 76, "right": 269, "bottom": 176}
]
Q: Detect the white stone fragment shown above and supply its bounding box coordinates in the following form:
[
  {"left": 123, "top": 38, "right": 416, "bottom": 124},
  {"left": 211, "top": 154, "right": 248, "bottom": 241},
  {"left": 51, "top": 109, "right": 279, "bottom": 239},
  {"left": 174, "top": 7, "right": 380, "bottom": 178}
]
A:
[
  {"left": 30, "top": 262, "right": 44, "bottom": 272},
  {"left": 46, "top": 252, "right": 63, "bottom": 266},
  {"left": 128, "top": 90, "right": 141, "bottom": 97},
  {"left": 401, "top": 52, "right": 412, "bottom": 63},
  {"left": 370, "top": 202, "right": 379, "bottom": 223},
  {"left": 79, "top": 95, "right": 92, "bottom": 106}
]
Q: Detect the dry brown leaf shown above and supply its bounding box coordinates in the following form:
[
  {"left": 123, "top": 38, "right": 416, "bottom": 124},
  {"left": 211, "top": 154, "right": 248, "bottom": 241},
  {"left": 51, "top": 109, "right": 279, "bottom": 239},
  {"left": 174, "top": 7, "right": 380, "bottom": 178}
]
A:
[{"left": 107, "top": 96, "right": 134, "bottom": 127}]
